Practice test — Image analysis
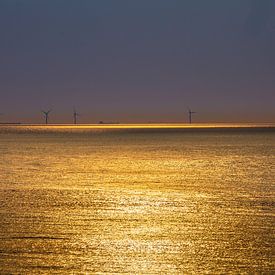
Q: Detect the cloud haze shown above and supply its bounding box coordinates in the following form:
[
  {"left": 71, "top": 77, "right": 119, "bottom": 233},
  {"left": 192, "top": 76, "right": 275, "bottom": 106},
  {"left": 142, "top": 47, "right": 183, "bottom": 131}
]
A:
[{"left": 0, "top": 0, "right": 274, "bottom": 123}]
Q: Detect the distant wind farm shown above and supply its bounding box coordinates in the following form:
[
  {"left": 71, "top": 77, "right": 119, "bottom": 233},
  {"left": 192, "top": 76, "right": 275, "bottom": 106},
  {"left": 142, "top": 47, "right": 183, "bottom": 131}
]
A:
[{"left": 0, "top": 107, "right": 200, "bottom": 125}]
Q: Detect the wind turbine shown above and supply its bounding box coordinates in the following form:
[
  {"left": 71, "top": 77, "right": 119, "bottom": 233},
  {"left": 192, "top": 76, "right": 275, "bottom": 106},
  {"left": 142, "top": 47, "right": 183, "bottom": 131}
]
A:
[
  {"left": 188, "top": 108, "right": 196, "bottom": 124},
  {"left": 42, "top": 110, "right": 51, "bottom": 124},
  {"left": 73, "top": 108, "right": 80, "bottom": 124}
]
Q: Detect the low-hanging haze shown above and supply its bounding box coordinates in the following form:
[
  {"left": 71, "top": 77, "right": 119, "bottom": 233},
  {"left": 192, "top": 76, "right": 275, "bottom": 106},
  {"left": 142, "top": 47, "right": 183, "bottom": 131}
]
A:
[{"left": 0, "top": 0, "right": 274, "bottom": 124}]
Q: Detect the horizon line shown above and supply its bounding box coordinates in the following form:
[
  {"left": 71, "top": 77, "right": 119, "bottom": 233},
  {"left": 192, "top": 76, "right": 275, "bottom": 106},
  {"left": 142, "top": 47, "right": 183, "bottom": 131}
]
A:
[{"left": 1, "top": 122, "right": 275, "bottom": 129}]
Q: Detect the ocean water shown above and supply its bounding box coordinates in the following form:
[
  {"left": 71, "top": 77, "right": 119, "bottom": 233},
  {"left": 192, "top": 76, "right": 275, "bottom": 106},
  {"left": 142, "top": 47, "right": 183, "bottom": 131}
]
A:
[{"left": 0, "top": 125, "right": 274, "bottom": 274}]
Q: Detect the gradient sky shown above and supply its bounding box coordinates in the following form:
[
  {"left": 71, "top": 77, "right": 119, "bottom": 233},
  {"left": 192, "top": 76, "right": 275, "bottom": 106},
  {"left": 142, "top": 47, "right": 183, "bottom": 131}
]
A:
[{"left": 0, "top": 0, "right": 274, "bottom": 123}]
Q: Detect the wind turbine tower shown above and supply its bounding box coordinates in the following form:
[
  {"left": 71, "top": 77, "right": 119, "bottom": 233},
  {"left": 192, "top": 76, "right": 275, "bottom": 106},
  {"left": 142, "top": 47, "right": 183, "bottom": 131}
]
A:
[
  {"left": 73, "top": 109, "right": 80, "bottom": 124},
  {"left": 42, "top": 110, "right": 51, "bottom": 124},
  {"left": 188, "top": 109, "right": 196, "bottom": 124}
]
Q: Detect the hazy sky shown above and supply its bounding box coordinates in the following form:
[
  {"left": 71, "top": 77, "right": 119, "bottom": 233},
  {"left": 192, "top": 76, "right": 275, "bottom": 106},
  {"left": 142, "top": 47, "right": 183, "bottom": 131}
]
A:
[{"left": 0, "top": 0, "right": 274, "bottom": 123}]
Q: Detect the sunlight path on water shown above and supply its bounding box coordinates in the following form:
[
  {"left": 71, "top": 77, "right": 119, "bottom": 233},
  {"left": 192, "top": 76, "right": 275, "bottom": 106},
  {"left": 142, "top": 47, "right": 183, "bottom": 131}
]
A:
[{"left": 0, "top": 126, "right": 274, "bottom": 273}]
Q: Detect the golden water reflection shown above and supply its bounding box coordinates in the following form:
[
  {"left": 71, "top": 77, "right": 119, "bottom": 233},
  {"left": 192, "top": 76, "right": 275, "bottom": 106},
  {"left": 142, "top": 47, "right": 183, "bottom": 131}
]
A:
[{"left": 0, "top": 126, "right": 274, "bottom": 273}]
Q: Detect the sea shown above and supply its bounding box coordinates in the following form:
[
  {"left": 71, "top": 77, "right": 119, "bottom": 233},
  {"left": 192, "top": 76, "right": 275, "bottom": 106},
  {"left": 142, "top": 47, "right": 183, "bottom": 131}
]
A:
[{"left": 0, "top": 124, "right": 274, "bottom": 274}]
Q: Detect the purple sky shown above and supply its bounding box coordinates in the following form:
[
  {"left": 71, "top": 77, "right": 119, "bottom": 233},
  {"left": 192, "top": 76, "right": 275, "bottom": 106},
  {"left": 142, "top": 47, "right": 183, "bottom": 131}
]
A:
[{"left": 0, "top": 0, "right": 274, "bottom": 124}]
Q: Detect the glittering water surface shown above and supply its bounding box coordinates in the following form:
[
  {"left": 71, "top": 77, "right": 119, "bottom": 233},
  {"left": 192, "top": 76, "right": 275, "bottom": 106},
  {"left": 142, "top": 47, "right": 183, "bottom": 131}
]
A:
[{"left": 0, "top": 125, "right": 274, "bottom": 274}]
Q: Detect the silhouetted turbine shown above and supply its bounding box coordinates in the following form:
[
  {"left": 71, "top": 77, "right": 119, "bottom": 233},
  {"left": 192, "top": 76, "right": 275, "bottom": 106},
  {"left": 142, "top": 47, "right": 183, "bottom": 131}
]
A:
[
  {"left": 42, "top": 110, "right": 51, "bottom": 124},
  {"left": 188, "top": 108, "right": 196, "bottom": 124},
  {"left": 73, "top": 108, "right": 80, "bottom": 124}
]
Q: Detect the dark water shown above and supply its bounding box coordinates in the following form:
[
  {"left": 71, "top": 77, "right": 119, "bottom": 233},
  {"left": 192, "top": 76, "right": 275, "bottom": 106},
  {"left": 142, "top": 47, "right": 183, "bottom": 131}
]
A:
[{"left": 0, "top": 125, "right": 274, "bottom": 273}]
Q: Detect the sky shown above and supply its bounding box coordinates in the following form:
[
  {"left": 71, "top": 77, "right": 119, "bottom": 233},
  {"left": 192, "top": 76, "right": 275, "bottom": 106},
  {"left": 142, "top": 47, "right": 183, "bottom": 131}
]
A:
[{"left": 0, "top": 0, "right": 274, "bottom": 124}]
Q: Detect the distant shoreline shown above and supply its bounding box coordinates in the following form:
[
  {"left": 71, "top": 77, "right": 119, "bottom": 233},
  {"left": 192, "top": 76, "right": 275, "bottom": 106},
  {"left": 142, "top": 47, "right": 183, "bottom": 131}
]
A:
[{"left": 0, "top": 122, "right": 22, "bottom": 125}]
